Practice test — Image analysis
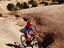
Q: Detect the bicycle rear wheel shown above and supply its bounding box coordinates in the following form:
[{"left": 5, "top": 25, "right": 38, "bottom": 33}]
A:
[{"left": 20, "top": 35, "right": 27, "bottom": 47}]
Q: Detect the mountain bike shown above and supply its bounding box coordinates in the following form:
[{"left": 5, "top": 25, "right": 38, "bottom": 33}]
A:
[{"left": 20, "top": 34, "right": 39, "bottom": 48}]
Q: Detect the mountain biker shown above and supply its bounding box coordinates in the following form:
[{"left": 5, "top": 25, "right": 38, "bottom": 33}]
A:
[{"left": 24, "top": 21, "right": 39, "bottom": 45}]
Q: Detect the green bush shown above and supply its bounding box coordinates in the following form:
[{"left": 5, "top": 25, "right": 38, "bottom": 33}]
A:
[
  {"left": 52, "top": 0, "right": 57, "bottom": 2},
  {"left": 44, "top": 2, "right": 48, "bottom": 6},
  {"left": 40, "top": 1, "right": 48, "bottom": 6},
  {"left": 16, "top": 2, "right": 29, "bottom": 9},
  {"left": 28, "top": 0, "right": 33, "bottom": 4},
  {"left": 16, "top": 2, "right": 21, "bottom": 7},
  {"left": 28, "top": 0, "right": 38, "bottom": 7},
  {"left": 16, "top": 2, "right": 22, "bottom": 9},
  {"left": 32, "top": 3, "right": 38, "bottom": 7},
  {"left": 7, "top": 3, "right": 14, "bottom": 11},
  {"left": 28, "top": 0, "right": 35, "bottom": 4},
  {"left": 22, "top": 2, "right": 29, "bottom": 9}
]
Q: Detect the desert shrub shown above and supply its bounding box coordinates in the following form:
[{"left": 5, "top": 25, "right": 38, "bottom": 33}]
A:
[
  {"left": 22, "top": 2, "right": 29, "bottom": 9},
  {"left": 16, "top": 2, "right": 21, "bottom": 7},
  {"left": 40, "top": 1, "right": 45, "bottom": 4},
  {"left": 32, "top": 2, "right": 38, "bottom": 7},
  {"left": 40, "top": 1, "right": 48, "bottom": 6},
  {"left": 52, "top": 0, "right": 57, "bottom": 2},
  {"left": 28, "top": 0, "right": 34, "bottom": 4},
  {"left": 28, "top": 0, "right": 38, "bottom": 7},
  {"left": 16, "top": 2, "right": 23, "bottom": 9},
  {"left": 44, "top": 2, "right": 48, "bottom": 6},
  {"left": 16, "top": 2, "right": 29, "bottom": 9},
  {"left": 7, "top": 3, "right": 14, "bottom": 11}
]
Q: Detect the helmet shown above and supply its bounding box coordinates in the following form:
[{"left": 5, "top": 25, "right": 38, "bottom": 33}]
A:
[{"left": 27, "top": 21, "right": 32, "bottom": 28}]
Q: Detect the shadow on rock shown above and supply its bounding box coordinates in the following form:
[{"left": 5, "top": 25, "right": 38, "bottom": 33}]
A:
[
  {"left": 38, "top": 32, "right": 55, "bottom": 48},
  {"left": 6, "top": 43, "right": 21, "bottom": 48}
]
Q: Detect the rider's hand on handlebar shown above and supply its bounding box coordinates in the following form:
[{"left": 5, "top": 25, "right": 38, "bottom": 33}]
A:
[
  {"left": 36, "top": 33, "right": 39, "bottom": 37},
  {"left": 37, "top": 33, "right": 39, "bottom": 36}
]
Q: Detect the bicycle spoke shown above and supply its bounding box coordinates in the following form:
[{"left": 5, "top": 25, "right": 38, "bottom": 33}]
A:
[{"left": 21, "top": 35, "right": 27, "bottom": 47}]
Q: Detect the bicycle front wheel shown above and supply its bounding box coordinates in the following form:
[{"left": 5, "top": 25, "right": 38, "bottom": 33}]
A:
[{"left": 20, "top": 35, "right": 27, "bottom": 47}]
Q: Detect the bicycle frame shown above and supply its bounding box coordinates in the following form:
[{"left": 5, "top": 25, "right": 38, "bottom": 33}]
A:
[{"left": 21, "top": 34, "right": 38, "bottom": 48}]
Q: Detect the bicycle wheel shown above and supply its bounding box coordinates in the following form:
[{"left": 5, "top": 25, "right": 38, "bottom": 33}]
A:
[
  {"left": 32, "top": 40, "right": 39, "bottom": 48},
  {"left": 20, "top": 35, "right": 27, "bottom": 47},
  {"left": 30, "top": 35, "right": 39, "bottom": 48}
]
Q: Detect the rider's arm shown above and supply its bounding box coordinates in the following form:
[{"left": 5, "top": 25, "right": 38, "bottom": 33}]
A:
[
  {"left": 31, "top": 26, "right": 39, "bottom": 35},
  {"left": 33, "top": 30, "right": 39, "bottom": 35}
]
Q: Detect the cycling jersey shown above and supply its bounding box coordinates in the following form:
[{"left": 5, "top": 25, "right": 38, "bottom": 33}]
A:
[{"left": 24, "top": 26, "right": 34, "bottom": 34}]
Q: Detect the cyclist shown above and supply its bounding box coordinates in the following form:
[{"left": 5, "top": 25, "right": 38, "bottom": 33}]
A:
[{"left": 24, "top": 21, "right": 39, "bottom": 45}]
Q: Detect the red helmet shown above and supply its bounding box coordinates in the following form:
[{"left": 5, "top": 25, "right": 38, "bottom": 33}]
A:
[{"left": 27, "top": 21, "right": 32, "bottom": 27}]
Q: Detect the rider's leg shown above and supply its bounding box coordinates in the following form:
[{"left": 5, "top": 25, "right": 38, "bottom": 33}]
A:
[
  {"left": 26, "top": 33, "right": 31, "bottom": 41},
  {"left": 25, "top": 33, "right": 31, "bottom": 45}
]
